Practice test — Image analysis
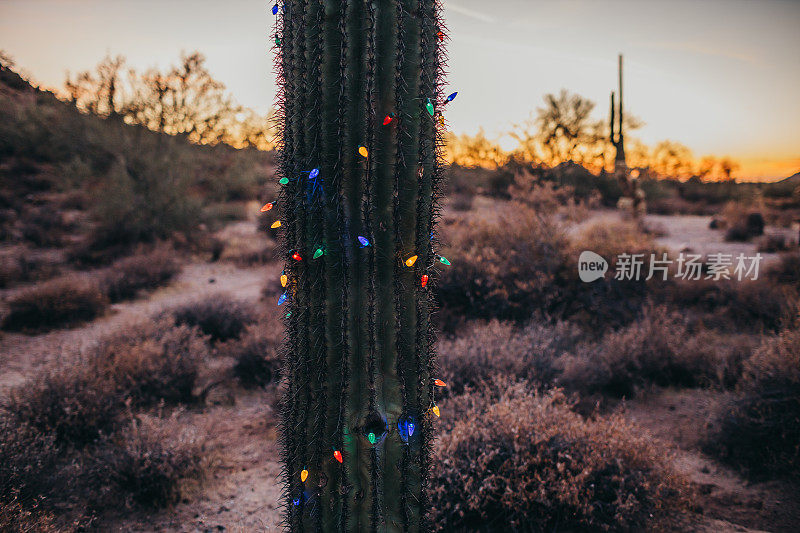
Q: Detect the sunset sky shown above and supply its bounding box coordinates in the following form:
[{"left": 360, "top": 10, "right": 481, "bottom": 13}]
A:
[{"left": 1, "top": 0, "right": 798, "bottom": 180}]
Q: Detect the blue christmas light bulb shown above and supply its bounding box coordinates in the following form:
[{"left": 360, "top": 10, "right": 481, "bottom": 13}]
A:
[
  {"left": 278, "top": 292, "right": 288, "bottom": 305},
  {"left": 357, "top": 236, "right": 370, "bottom": 247}
]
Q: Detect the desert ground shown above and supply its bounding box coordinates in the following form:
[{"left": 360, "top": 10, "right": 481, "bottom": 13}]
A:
[{"left": 2, "top": 202, "right": 798, "bottom": 532}]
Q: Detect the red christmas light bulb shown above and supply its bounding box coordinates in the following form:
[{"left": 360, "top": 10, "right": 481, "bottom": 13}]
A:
[
  {"left": 292, "top": 252, "right": 302, "bottom": 261},
  {"left": 420, "top": 274, "right": 429, "bottom": 288},
  {"left": 333, "top": 450, "right": 343, "bottom": 463},
  {"left": 382, "top": 113, "right": 395, "bottom": 125}
]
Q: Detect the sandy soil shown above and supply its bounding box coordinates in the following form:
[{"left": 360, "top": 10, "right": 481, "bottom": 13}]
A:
[
  {"left": 623, "top": 389, "right": 800, "bottom": 533},
  {"left": 99, "top": 390, "right": 285, "bottom": 532},
  {"left": 574, "top": 209, "right": 795, "bottom": 266}
]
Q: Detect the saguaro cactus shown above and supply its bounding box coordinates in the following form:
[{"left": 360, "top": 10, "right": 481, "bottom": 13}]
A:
[
  {"left": 610, "top": 53, "right": 626, "bottom": 172},
  {"left": 272, "top": 0, "right": 446, "bottom": 530}
]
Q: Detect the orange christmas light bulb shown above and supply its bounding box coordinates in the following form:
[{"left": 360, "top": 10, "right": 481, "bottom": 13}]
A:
[
  {"left": 358, "top": 146, "right": 369, "bottom": 158},
  {"left": 260, "top": 202, "right": 274, "bottom": 212},
  {"left": 270, "top": 220, "right": 281, "bottom": 229},
  {"left": 434, "top": 379, "right": 447, "bottom": 387},
  {"left": 405, "top": 255, "right": 418, "bottom": 267},
  {"left": 300, "top": 469, "right": 308, "bottom": 482},
  {"left": 280, "top": 273, "right": 288, "bottom": 287}
]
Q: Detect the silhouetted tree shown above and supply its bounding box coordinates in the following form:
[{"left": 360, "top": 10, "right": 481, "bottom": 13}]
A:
[
  {"left": 719, "top": 156, "right": 740, "bottom": 182},
  {"left": 63, "top": 52, "right": 275, "bottom": 148},
  {"left": 651, "top": 140, "right": 694, "bottom": 179},
  {"left": 445, "top": 129, "right": 507, "bottom": 168},
  {"left": 65, "top": 55, "right": 126, "bottom": 117}
]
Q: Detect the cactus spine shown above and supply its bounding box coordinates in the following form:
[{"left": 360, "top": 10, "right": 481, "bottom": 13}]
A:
[{"left": 274, "top": 0, "right": 445, "bottom": 530}]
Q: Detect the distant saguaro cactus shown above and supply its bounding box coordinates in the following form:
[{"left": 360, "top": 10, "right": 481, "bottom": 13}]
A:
[
  {"left": 610, "top": 53, "right": 626, "bottom": 172},
  {"left": 272, "top": 0, "right": 446, "bottom": 530}
]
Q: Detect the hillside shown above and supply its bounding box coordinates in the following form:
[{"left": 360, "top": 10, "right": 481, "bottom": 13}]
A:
[
  {"left": 0, "top": 63, "right": 276, "bottom": 282},
  {"left": 781, "top": 172, "right": 800, "bottom": 184}
]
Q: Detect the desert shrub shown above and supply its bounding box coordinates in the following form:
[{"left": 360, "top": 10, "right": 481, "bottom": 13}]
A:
[
  {"left": 448, "top": 192, "right": 474, "bottom": 212},
  {"left": 723, "top": 203, "right": 765, "bottom": 242},
  {"left": 100, "top": 247, "right": 180, "bottom": 302},
  {"left": 508, "top": 173, "right": 593, "bottom": 222},
  {"left": 707, "top": 327, "right": 800, "bottom": 479},
  {"left": 766, "top": 251, "right": 800, "bottom": 288},
  {"left": 0, "top": 417, "right": 60, "bottom": 523},
  {"left": 552, "top": 221, "right": 662, "bottom": 332},
  {"left": 436, "top": 205, "right": 568, "bottom": 324},
  {"left": 95, "top": 413, "right": 204, "bottom": 508},
  {"left": 664, "top": 278, "right": 792, "bottom": 333},
  {"left": 558, "top": 307, "right": 732, "bottom": 397},
  {"left": 89, "top": 150, "right": 202, "bottom": 247},
  {"left": 4, "top": 320, "right": 206, "bottom": 447},
  {"left": 1, "top": 276, "right": 108, "bottom": 331},
  {"left": 19, "top": 206, "right": 68, "bottom": 247},
  {"left": 0, "top": 410, "right": 204, "bottom": 522},
  {"left": 226, "top": 325, "right": 282, "bottom": 388},
  {"left": 757, "top": 233, "right": 792, "bottom": 253},
  {"left": 0, "top": 250, "right": 60, "bottom": 288},
  {"left": 169, "top": 295, "right": 257, "bottom": 342},
  {"left": 430, "top": 386, "right": 689, "bottom": 531},
  {"left": 438, "top": 320, "right": 582, "bottom": 396}
]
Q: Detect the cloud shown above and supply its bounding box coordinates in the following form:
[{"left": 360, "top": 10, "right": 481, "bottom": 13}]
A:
[{"left": 444, "top": 1, "right": 497, "bottom": 24}]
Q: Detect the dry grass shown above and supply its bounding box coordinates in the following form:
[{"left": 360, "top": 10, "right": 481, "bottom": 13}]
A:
[
  {"left": 100, "top": 247, "right": 181, "bottom": 302},
  {"left": 0, "top": 320, "right": 209, "bottom": 525},
  {"left": 168, "top": 295, "right": 257, "bottom": 343},
  {"left": 4, "top": 319, "right": 207, "bottom": 448},
  {"left": 707, "top": 327, "right": 800, "bottom": 479},
  {"left": 438, "top": 319, "right": 582, "bottom": 396},
  {"left": 430, "top": 385, "right": 690, "bottom": 531},
  {"left": 558, "top": 306, "right": 754, "bottom": 398},
  {"left": 1, "top": 276, "right": 108, "bottom": 332},
  {"left": 225, "top": 323, "right": 282, "bottom": 388},
  {"left": 96, "top": 412, "right": 205, "bottom": 508},
  {"left": 437, "top": 204, "right": 568, "bottom": 325}
]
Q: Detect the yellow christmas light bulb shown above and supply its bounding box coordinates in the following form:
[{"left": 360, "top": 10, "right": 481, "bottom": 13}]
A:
[
  {"left": 431, "top": 405, "right": 440, "bottom": 417},
  {"left": 358, "top": 146, "right": 369, "bottom": 158},
  {"left": 280, "top": 274, "right": 288, "bottom": 287},
  {"left": 271, "top": 220, "right": 281, "bottom": 229},
  {"left": 405, "top": 255, "right": 418, "bottom": 267},
  {"left": 300, "top": 469, "right": 308, "bottom": 482}
]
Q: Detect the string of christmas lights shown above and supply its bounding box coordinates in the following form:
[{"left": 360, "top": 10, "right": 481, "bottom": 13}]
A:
[{"left": 267, "top": 0, "right": 456, "bottom": 520}]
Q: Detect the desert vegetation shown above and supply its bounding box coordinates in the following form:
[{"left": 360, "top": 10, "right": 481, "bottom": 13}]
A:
[{"left": 1, "top": 44, "right": 798, "bottom": 531}]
